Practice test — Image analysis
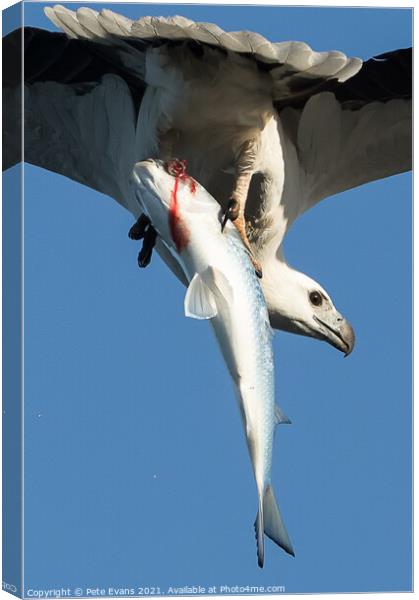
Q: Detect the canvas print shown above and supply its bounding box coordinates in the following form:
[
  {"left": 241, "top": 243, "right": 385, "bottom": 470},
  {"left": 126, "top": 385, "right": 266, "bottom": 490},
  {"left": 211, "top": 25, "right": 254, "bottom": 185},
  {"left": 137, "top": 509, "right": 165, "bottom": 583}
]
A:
[{"left": 2, "top": 2, "right": 412, "bottom": 597}]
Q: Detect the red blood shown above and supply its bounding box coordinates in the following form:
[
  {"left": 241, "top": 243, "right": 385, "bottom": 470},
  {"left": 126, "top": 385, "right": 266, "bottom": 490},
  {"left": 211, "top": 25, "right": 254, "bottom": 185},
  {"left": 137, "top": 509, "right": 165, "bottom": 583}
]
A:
[
  {"left": 189, "top": 178, "right": 197, "bottom": 194},
  {"left": 166, "top": 159, "right": 197, "bottom": 194},
  {"left": 166, "top": 159, "right": 198, "bottom": 252},
  {"left": 167, "top": 159, "right": 187, "bottom": 178},
  {"left": 169, "top": 175, "right": 190, "bottom": 252}
]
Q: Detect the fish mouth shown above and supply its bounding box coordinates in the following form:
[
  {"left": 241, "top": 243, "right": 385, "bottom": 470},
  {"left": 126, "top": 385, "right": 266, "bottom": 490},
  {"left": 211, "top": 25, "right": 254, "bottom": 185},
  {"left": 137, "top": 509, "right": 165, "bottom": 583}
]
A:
[{"left": 313, "top": 316, "right": 355, "bottom": 357}]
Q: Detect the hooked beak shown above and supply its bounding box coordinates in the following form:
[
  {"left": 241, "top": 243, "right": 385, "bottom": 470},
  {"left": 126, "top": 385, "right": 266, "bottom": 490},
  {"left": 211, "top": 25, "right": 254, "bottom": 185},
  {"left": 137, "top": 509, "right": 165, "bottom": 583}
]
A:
[{"left": 314, "top": 314, "right": 355, "bottom": 357}]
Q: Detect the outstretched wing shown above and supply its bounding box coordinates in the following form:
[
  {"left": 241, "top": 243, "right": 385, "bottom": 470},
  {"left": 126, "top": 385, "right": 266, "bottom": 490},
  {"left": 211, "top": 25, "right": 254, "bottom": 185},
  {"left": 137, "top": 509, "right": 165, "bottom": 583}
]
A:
[
  {"left": 276, "top": 48, "right": 412, "bottom": 222},
  {"left": 3, "top": 24, "right": 145, "bottom": 209},
  {"left": 4, "top": 5, "right": 364, "bottom": 211},
  {"left": 3, "top": 4, "right": 411, "bottom": 249}
]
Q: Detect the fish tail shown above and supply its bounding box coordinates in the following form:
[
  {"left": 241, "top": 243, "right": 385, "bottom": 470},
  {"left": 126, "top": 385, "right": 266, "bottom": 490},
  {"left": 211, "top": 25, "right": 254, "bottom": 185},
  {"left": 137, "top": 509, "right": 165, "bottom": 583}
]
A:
[
  {"left": 254, "top": 496, "right": 265, "bottom": 568},
  {"left": 254, "top": 484, "right": 295, "bottom": 568}
]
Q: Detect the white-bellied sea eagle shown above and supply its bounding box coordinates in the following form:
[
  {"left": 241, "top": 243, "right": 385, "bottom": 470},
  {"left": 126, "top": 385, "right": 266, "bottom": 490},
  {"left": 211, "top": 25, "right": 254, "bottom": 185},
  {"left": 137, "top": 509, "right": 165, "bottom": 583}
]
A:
[{"left": 3, "top": 5, "right": 412, "bottom": 355}]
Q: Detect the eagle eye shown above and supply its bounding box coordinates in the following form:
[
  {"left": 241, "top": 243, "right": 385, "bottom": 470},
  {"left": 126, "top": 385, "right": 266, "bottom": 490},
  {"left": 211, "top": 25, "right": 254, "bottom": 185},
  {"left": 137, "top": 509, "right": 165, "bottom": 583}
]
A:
[{"left": 309, "top": 290, "right": 323, "bottom": 307}]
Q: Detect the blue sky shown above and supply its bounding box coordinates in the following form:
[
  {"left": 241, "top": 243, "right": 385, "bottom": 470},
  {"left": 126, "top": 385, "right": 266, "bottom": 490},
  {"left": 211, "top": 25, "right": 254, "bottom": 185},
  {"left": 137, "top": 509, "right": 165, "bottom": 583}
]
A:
[{"left": 12, "top": 3, "right": 412, "bottom": 594}]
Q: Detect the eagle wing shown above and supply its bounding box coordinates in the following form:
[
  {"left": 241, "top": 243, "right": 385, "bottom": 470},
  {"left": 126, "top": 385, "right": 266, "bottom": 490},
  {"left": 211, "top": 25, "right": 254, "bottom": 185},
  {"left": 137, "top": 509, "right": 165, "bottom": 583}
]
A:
[
  {"left": 275, "top": 48, "right": 412, "bottom": 228},
  {"left": 4, "top": 4, "right": 364, "bottom": 213}
]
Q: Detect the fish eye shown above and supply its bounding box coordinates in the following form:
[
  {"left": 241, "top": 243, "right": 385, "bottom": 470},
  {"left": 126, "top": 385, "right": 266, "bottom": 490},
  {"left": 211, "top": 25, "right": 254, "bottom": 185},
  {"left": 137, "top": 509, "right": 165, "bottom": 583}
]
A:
[{"left": 309, "top": 291, "right": 323, "bottom": 307}]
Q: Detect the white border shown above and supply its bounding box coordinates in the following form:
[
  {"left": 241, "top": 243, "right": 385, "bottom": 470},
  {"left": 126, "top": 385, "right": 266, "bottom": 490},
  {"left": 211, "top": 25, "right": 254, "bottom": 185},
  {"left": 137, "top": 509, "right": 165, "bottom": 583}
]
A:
[{"left": 0, "top": 2, "right": 414, "bottom": 600}]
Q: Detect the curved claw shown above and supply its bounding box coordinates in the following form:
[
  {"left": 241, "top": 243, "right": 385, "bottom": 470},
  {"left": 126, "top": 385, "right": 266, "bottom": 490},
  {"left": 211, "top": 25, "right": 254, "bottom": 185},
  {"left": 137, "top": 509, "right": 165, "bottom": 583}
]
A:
[
  {"left": 137, "top": 226, "right": 157, "bottom": 268},
  {"left": 221, "top": 199, "right": 240, "bottom": 231},
  {"left": 129, "top": 214, "right": 151, "bottom": 240},
  {"left": 254, "top": 265, "right": 263, "bottom": 279}
]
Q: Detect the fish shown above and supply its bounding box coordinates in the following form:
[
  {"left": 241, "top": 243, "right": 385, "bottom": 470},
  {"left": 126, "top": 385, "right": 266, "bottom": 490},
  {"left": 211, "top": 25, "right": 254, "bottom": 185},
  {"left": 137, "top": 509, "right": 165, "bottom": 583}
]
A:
[{"left": 131, "top": 158, "right": 294, "bottom": 567}]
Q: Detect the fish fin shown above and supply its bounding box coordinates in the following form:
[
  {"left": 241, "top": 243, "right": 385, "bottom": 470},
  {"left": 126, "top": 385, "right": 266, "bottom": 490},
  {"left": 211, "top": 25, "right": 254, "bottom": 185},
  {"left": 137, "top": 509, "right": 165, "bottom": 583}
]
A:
[
  {"left": 201, "top": 266, "right": 234, "bottom": 306},
  {"left": 254, "top": 497, "right": 265, "bottom": 568},
  {"left": 184, "top": 273, "right": 217, "bottom": 320},
  {"left": 265, "top": 317, "right": 274, "bottom": 339},
  {"left": 259, "top": 308, "right": 274, "bottom": 343},
  {"left": 263, "top": 484, "right": 295, "bottom": 557},
  {"left": 275, "top": 405, "right": 292, "bottom": 425}
]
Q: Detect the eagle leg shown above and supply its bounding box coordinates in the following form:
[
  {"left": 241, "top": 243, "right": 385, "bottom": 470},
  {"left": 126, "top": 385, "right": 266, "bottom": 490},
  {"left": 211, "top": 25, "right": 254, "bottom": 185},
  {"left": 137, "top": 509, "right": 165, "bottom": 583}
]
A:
[
  {"left": 222, "top": 137, "right": 263, "bottom": 278},
  {"left": 138, "top": 225, "right": 158, "bottom": 269},
  {"left": 128, "top": 214, "right": 151, "bottom": 240},
  {"left": 232, "top": 211, "right": 263, "bottom": 279},
  {"left": 128, "top": 213, "right": 157, "bottom": 269}
]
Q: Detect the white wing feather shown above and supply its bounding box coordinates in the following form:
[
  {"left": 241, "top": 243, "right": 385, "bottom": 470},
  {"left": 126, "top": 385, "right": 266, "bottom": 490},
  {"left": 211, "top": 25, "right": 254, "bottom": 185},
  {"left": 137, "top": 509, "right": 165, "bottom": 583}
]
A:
[
  {"left": 280, "top": 92, "right": 412, "bottom": 219},
  {"left": 23, "top": 75, "right": 138, "bottom": 210}
]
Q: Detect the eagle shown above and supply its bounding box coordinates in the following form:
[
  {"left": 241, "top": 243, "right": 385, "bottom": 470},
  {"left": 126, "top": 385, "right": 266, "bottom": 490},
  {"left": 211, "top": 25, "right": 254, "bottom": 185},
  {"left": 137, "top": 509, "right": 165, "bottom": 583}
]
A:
[{"left": 3, "top": 4, "right": 412, "bottom": 358}]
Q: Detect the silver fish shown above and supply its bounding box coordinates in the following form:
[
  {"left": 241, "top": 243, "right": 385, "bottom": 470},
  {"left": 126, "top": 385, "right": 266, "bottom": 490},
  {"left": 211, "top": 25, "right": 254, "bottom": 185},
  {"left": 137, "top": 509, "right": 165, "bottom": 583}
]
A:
[{"left": 132, "top": 159, "right": 294, "bottom": 567}]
